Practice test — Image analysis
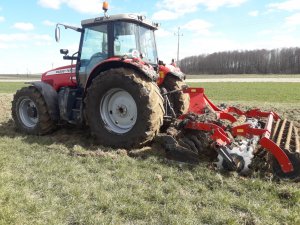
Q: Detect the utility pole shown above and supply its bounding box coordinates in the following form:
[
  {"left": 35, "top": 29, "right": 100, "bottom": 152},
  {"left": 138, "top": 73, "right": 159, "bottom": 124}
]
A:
[{"left": 174, "top": 27, "right": 183, "bottom": 64}]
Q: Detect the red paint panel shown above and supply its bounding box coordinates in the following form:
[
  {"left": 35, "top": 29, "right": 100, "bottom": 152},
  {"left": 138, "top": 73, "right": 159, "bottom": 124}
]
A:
[
  {"left": 42, "top": 65, "right": 77, "bottom": 90},
  {"left": 260, "top": 137, "right": 293, "bottom": 173}
]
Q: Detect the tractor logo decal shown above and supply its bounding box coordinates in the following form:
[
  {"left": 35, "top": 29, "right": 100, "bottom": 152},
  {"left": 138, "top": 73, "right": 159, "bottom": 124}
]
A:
[{"left": 46, "top": 68, "right": 73, "bottom": 76}]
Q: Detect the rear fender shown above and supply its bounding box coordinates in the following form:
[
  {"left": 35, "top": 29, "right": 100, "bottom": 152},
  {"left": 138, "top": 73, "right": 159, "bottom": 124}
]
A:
[
  {"left": 168, "top": 71, "right": 185, "bottom": 80},
  {"left": 158, "top": 64, "right": 185, "bottom": 85},
  {"left": 28, "top": 81, "right": 59, "bottom": 121},
  {"left": 85, "top": 59, "right": 157, "bottom": 92}
]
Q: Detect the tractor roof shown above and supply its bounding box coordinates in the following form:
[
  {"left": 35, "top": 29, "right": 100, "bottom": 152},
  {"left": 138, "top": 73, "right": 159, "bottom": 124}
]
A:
[{"left": 81, "top": 14, "right": 159, "bottom": 30}]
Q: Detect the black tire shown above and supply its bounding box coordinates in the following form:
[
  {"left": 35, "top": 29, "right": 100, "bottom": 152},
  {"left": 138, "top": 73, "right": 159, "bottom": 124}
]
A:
[
  {"left": 12, "top": 86, "right": 56, "bottom": 135},
  {"left": 162, "top": 75, "right": 190, "bottom": 116},
  {"left": 85, "top": 68, "right": 164, "bottom": 148}
]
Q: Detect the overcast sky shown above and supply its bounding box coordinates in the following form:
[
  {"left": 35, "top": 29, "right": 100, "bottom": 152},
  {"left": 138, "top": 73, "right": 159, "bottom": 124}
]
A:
[{"left": 1, "top": 0, "right": 300, "bottom": 74}]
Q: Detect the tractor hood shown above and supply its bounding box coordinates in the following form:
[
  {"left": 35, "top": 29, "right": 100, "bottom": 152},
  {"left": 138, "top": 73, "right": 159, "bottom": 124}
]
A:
[{"left": 41, "top": 65, "right": 77, "bottom": 90}]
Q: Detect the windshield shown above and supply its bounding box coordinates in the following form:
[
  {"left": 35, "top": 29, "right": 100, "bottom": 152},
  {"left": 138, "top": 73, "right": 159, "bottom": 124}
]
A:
[{"left": 114, "top": 22, "right": 158, "bottom": 64}]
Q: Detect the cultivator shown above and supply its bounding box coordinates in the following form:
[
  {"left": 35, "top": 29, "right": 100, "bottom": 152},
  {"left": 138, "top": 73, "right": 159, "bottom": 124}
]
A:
[{"left": 158, "top": 87, "right": 300, "bottom": 181}]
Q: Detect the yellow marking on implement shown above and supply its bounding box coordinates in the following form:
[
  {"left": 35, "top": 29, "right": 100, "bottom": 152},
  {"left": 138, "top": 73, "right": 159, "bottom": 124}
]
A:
[
  {"left": 159, "top": 72, "right": 164, "bottom": 78},
  {"left": 237, "top": 129, "right": 244, "bottom": 133},
  {"left": 191, "top": 89, "right": 197, "bottom": 93}
]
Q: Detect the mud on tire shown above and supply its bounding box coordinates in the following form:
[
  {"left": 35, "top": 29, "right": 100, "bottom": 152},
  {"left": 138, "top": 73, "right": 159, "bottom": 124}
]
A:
[
  {"left": 85, "top": 68, "right": 164, "bottom": 148},
  {"left": 12, "top": 86, "right": 56, "bottom": 135},
  {"left": 162, "top": 75, "right": 190, "bottom": 116}
]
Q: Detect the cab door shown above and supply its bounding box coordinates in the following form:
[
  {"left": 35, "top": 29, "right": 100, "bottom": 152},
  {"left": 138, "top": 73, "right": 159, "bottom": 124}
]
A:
[{"left": 77, "top": 24, "right": 108, "bottom": 86}]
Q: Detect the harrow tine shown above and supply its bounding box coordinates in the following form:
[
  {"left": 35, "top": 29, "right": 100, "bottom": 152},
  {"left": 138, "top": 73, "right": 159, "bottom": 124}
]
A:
[
  {"left": 276, "top": 119, "right": 286, "bottom": 147},
  {"left": 294, "top": 126, "right": 299, "bottom": 153},
  {"left": 180, "top": 137, "right": 198, "bottom": 153},
  {"left": 189, "top": 135, "right": 203, "bottom": 151},
  {"left": 272, "top": 119, "right": 281, "bottom": 140},
  {"left": 178, "top": 138, "right": 192, "bottom": 150},
  {"left": 284, "top": 121, "right": 293, "bottom": 151}
]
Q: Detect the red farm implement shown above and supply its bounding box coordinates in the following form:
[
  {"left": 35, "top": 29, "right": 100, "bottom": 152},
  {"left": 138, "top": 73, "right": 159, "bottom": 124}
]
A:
[{"left": 157, "top": 87, "right": 300, "bottom": 180}]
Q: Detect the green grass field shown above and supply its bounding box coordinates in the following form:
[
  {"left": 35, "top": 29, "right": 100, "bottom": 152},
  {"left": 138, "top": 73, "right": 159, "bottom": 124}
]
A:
[
  {"left": 189, "top": 82, "right": 300, "bottom": 103},
  {"left": 186, "top": 74, "right": 300, "bottom": 79},
  {"left": 0, "top": 82, "right": 300, "bottom": 225},
  {"left": 0, "top": 82, "right": 29, "bottom": 94},
  {"left": 2, "top": 81, "right": 300, "bottom": 103}
]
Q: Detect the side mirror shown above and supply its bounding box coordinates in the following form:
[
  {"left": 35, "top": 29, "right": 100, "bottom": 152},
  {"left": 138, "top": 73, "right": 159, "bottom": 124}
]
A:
[
  {"left": 55, "top": 25, "right": 60, "bottom": 42},
  {"left": 60, "top": 49, "right": 69, "bottom": 55}
]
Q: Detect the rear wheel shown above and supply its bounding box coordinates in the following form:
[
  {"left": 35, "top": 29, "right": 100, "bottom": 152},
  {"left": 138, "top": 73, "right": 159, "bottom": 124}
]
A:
[
  {"left": 12, "top": 86, "right": 56, "bottom": 135},
  {"left": 162, "top": 75, "right": 190, "bottom": 116},
  {"left": 85, "top": 68, "right": 164, "bottom": 148}
]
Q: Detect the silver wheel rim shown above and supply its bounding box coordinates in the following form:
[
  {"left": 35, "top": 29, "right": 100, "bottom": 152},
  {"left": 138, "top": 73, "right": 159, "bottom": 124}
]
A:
[
  {"left": 100, "top": 88, "right": 137, "bottom": 134},
  {"left": 18, "top": 98, "right": 38, "bottom": 128}
]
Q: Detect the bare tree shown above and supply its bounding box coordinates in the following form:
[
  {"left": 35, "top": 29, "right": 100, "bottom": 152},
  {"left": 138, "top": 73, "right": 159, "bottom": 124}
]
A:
[{"left": 180, "top": 48, "right": 300, "bottom": 75}]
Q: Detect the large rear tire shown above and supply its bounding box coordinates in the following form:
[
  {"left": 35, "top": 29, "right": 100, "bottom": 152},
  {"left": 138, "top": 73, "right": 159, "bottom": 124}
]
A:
[
  {"left": 12, "top": 86, "right": 56, "bottom": 135},
  {"left": 85, "top": 68, "right": 164, "bottom": 148},
  {"left": 162, "top": 75, "right": 190, "bottom": 116}
]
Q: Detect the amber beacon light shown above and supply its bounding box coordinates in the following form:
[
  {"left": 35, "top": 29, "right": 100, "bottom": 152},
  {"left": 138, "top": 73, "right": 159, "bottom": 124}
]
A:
[{"left": 103, "top": 1, "right": 109, "bottom": 12}]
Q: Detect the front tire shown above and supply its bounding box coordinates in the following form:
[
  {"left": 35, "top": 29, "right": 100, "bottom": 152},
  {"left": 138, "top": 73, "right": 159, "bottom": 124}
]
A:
[
  {"left": 12, "top": 86, "right": 56, "bottom": 135},
  {"left": 85, "top": 68, "right": 164, "bottom": 148}
]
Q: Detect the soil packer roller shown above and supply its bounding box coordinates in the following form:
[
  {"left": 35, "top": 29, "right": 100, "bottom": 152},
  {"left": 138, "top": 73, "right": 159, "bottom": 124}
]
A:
[{"left": 12, "top": 3, "right": 300, "bottom": 181}]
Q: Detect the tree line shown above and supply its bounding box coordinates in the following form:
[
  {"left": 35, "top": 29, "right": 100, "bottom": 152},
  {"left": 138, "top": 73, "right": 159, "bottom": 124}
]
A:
[{"left": 179, "top": 47, "right": 300, "bottom": 74}]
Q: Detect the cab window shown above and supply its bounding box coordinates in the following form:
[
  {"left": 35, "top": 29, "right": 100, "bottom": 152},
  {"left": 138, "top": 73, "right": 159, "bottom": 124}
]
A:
[{"left": 80, "top": 24, "right": 108, "bottom": 70}]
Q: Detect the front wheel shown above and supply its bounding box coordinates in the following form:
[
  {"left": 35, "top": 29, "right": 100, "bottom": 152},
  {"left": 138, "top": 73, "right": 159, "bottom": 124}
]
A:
[{"left": 85, "top": 68, "right": 164, "bottom": 148}]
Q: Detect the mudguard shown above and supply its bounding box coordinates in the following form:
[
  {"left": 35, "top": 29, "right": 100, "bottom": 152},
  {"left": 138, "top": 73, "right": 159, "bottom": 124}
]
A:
[
  {"left": 28, "top": 81, "right": 59, "bottom": 121},
  {"left": 168, "top": 71, "right": 185, "bottom": 80},
  {"left": 158, "top": 64, "right": 186, "bottom": 85},
  {"left": 85, "top": 58, "right": 158, "bottom": 91}
]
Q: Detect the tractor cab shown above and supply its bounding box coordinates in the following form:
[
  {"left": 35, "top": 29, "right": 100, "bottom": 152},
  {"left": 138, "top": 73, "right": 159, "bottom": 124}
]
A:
[{"left": 56, "top": 13, "right": 159, "bottom": 87}]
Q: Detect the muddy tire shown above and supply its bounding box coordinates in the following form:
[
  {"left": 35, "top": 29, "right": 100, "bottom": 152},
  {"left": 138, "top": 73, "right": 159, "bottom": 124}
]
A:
[
  {"left": 163, "top": 75, "right": 190, "bottom": 116},
  {"left": 85, "top": 68, "right": 164, "bottom": 148},
  {"left": 12, "top": 86, "right": 56, "bottom": 135}
]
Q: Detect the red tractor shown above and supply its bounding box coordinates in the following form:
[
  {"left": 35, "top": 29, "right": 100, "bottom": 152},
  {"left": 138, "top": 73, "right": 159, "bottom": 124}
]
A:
[
  {"left": 12, "top": 4, "right": 300, "bottom": 180},
  {"left": 12, "top": 10, "right": 188, "bottom": 147}
]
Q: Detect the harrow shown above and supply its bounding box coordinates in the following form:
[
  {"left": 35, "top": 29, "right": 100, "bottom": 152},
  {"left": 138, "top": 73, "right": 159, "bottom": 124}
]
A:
[{"left": 157, "top": 87, "right": 300, "bottom": 181}]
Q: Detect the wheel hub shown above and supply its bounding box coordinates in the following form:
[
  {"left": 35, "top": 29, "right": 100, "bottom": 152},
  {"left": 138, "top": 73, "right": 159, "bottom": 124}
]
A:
[
  {"left": 100, "top": 88, "right": 137, "bottom": 134},
  {"left": 116, "top": 104, "right": 128, "bottom": 118},
  {"left": 27, "top": 106, "right": 37, "bottom": 118},
  {"left": 18, "top": 98, "right": 38, "bottom": 128}
]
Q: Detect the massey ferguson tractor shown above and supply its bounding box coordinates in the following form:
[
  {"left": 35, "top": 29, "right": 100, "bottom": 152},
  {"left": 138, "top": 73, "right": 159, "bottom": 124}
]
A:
[{"left": 12, "top": 3, "right": 300, "bottom": 180}]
